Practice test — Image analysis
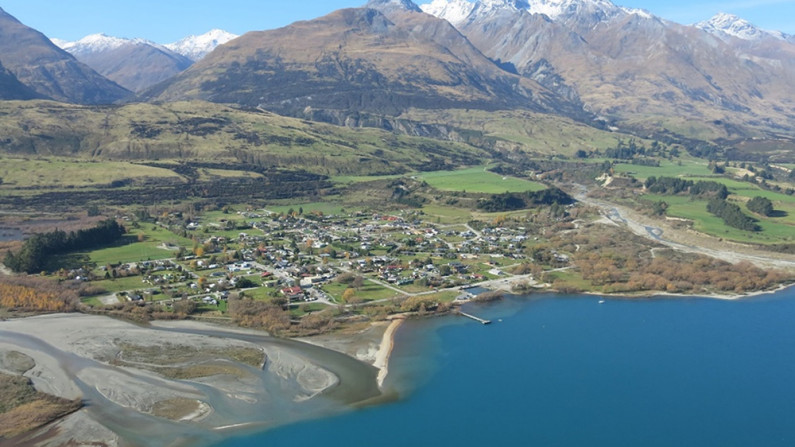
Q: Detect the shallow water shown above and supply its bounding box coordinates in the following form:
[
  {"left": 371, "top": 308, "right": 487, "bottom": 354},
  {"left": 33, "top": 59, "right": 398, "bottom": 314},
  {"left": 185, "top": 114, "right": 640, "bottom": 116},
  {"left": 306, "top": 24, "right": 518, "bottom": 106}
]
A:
[
  {"left": 0, "top": 322, "right": 380, "bottom": 447},
  {"left": 216, "top": 288, "right": 795, "bottom": 447}
]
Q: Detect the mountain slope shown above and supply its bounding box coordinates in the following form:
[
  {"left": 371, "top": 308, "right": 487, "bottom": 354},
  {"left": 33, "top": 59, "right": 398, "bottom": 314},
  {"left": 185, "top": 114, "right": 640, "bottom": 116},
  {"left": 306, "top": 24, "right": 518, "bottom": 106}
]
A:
[
  {"left": 165, "top": 29, "right": 239, "bottom": 61},
  {"left": 0, "top": 60, "right": 41, "bottom": 100},
  {"left": 422, "top": 0, "right": 795, "bottom": 139},
  {"left": 0, "top": 7, "right": 131, "bottom": 104},
  {"left": 141, "top": 1, "right": 587, "bottom": 124},
  {"left": 55, "top": 34, "right": 193, "bottom": 92},
  {"left": 0, "top": 100, "right": 492, "bottom": 175},
  {"left": 696, "top": 13, "right": 791, "bottom": 42}
]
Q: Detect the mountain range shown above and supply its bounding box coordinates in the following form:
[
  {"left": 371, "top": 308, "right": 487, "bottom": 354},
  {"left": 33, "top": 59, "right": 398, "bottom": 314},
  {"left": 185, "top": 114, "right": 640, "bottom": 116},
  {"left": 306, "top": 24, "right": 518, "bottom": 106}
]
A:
[
  {"left": 421, "top": 0, "right": 795, "bottom": 139},
  {"left": 51, "top": 30, "right": 238, "bottom": 92},
  {"left": 140, "top": 0, "right": 588, "bottom": 124},
  {"left": 0, "top": 0, "right": 793, "bottom": 148},
  {"left": 0, "top": 6, "right": 130, "bottom": 104}
]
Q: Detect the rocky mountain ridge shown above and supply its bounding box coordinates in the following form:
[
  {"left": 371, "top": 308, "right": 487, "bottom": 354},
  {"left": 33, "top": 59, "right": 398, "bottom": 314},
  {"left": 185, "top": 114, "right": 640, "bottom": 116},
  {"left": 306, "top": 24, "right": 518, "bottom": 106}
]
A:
[
  {"left": 420, "top": 0, "right": 795, "bottom": 139},
  {"left": 0, "top": 7, "right": 130, "bottom": 103},
  {"left": 140, "top": 1, "right": 590, "bottom": 127}
]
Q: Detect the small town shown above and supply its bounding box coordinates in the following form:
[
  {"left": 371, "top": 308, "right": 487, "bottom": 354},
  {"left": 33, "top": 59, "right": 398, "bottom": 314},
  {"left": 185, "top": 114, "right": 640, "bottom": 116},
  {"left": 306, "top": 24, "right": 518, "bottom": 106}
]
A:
[{"left": 68, "top": 206, "right": 558, "bottom": 321}]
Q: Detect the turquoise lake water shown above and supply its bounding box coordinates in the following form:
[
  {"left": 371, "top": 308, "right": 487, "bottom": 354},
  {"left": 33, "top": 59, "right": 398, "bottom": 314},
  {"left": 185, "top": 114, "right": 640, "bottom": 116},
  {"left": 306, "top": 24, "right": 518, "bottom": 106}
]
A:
[{"left": 217, "top": 288, "right": 795, "bottom": 447}]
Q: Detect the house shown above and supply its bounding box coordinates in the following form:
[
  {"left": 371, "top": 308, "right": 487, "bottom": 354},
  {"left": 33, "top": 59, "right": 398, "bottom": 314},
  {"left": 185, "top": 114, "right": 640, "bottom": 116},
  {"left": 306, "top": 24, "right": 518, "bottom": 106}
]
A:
[{"left": 281, "top": 286, "right": 304, "bottom": 300}]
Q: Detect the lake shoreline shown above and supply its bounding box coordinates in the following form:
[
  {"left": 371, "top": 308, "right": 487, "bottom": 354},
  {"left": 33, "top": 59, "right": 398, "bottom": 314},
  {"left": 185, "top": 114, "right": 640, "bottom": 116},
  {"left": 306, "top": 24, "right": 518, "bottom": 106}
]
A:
[
  {"left": 3, "top": 283, "right": 795, "bottom": 446},
  {"left": 0, "top": 314, "right": 381, "bottom": 447}
]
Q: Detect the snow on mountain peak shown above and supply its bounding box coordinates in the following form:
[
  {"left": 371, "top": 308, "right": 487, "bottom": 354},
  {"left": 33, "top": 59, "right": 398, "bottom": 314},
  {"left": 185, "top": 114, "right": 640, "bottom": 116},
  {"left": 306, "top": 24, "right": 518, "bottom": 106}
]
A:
[
  {"left": 420, "top": 0, "right": 476, "bottom": 25},
  {"left": 165, "top": 29, "right": 238, "bottom": 62},
  {"left": 53, "top": 33, "right": 150, "bottom": 55},
  {"left": 421, "top": 0, "right": 634, "bottom": 25},
  {"left": 525, "top": 0, "right": 622, "bottom": 21},
  {"left": 367, "top": 0, "right": 424, "bottom": 12},
  {"left": 696, "top": 13, "right": 787, "bottom": 42}
]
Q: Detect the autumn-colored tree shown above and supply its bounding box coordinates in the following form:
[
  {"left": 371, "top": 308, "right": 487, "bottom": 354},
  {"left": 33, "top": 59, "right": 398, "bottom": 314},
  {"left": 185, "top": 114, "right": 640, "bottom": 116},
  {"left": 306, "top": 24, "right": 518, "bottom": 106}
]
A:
[
  {"left": 342, "top": 287, "right": 356, "bottom": 303},
  {"left": 0, "top": 279, "right": 78, "bottom": 312}
]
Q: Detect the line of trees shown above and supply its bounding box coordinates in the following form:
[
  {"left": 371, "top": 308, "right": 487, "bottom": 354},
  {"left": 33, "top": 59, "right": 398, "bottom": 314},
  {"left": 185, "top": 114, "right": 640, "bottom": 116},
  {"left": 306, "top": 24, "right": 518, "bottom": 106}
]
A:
[
  {"left": 4, "top": 219, "right": 125, "bottom": 273},
  {"left": 477, "top": 188, "right": 574, "bottom": 212},
  {"left": 746, "top": 196, "right": 774, "bottom": 216},
  {"left": 644, "top": 176, "right": 728, "bottom": 199},
  {"left": 707, "top": 198, "right": 760, "bottom": 232}
]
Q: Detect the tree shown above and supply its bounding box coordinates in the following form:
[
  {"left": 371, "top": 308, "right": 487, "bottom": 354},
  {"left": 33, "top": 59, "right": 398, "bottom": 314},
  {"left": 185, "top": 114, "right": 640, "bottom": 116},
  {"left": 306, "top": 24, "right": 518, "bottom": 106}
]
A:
[
  {"left": 652, "top": 201, "right": 669, "bottom": 216},
  {"left": 351, "top": 275, "right": 365, "bottom": 289},
  {"left": 4, "top": 219, "right": 125, "bottom": 273},
  {"left": 747, "top": 196, "right": 774, "bottom": 216},
  {"left": 707, "top": 198, "right": 760, "bottom": 232},
  {"left": 342, "top": 287, "right": 356, "bottom": 303},
  {"left": 236, "top": 277, "right": 256, "bottom": 289}
]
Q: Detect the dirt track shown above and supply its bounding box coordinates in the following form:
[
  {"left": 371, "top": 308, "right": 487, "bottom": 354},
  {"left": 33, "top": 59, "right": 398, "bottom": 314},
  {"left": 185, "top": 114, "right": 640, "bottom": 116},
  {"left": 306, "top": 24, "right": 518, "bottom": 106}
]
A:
[{"left": 578, "top": 194, "right": 795, "bottom": 271}]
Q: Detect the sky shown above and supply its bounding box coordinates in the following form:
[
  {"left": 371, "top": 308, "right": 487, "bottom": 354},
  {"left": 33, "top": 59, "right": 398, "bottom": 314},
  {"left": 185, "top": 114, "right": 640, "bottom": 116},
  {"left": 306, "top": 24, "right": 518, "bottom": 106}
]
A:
[{"left": 2, "top": 0, "right": 794, "bottom": 43}]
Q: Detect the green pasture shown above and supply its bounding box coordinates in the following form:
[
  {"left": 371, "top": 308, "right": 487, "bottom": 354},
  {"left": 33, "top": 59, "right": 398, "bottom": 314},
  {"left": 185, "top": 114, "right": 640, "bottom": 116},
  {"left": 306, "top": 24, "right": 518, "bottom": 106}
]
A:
[
  {"left": 266, "top": 202, "right": 357, "bottom": 216},
  {"left": 643, "top": 194, "right": 794, "bottom": 244},
  {"left": 322, "top": 281, "right": 400, "bottom": 302},
  {"left": 613, "top": 160, "right": 714, "bottom": 179},
  {"left": 417, "top": 167, "right": 546, "bottom": 194},
  {"left": 79, "top": 225, "right": 193, "bottom": 267},
  {"left": 420, "top": 204, "right": 473, "bottom": 224},
  {"left": 87, "top": 276, "right": 151, "bottom": 294}
]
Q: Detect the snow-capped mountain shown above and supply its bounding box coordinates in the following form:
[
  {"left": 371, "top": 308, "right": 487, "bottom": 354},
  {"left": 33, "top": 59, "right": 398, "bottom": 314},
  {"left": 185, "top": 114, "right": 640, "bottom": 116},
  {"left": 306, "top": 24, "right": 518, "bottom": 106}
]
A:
[
  {"left": 0, "top": 7, "right": 130, "bottom": 103},
  {"left": 526, "top": 0, "right": 623, "bottom": 21},
  {"left": 422, "top": 0, "right": 653, "bottom": 27},
  {"left": 165, "top": 29, "right": 238, "bottom": 62},
  {"left": 366, "top": 0, "right": 424, "bottom": 13},
  {"left": 696, "top": 13, "right": 790, "bottom": 42},
  {"left": 49, "top": 29, "right": 238, "bottom": 92},
  {"left": 421, "top": 0, "right": 475, "bottom": 25},
  {"left": 54, "top": 33, "right": 160, "bottom": 55},
  {"left": 52, "top": 33, "right": 193, "bottom": 92},
  {"left": 419, "top": 0, "right": 795, "bottom": 139}
]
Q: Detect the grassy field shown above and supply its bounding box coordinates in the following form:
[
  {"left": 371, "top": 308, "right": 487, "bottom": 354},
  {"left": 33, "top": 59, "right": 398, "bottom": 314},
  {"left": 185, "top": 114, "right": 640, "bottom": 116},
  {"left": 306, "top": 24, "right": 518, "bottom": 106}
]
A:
[
  {"left": 397, "top": 109, "right": 649, "bottom": 156},
  {"left": 266, "top": 202, "right": 357, "bottom": 216},
  {"left": 420, "top": 204, "right": 473, "bottom": 224},
  {"left": 544, "top": 269, "right": 593, "bottom": 291},
  {"left": 613, "top": 159, "right": 714, "bottom": 179},
  {"left": 614, "top": 158, "right": 795, "bottom": 243},
  {"left": 331, "top": 174, "right": 404, "bottom": 185},
  {"left": 87, "top": 276, "right": 150, "bottom": 294},
  {"left": 322, "top": 282, "right": 400, "bottom": 302},
  {"left": 417, "top": 167, "right": 546, "bottom": 194},
  {"left": 90, "top": 225, "right": 194, "bottom": 265},
  {"left": 643, "top": 194, "right": 795, "bottom": 244},
  {"left": 47, "top": 225, "right": 194, "bottom": 270},
  {"left": 0, "top": 101, "right": 489, "bottom": 177},
  {"left": 335, "top": 166, "right": 547, "bottom": 195},
  {"left": 0, "top": 158, "right": 182, "bottom": 189}
]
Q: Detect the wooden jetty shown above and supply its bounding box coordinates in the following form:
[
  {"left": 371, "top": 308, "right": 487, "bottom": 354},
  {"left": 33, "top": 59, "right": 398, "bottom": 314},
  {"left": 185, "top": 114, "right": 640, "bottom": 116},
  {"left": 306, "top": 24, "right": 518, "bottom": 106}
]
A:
[{"left": 457, "top": 311, "right": 491, "bottom": 325}]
